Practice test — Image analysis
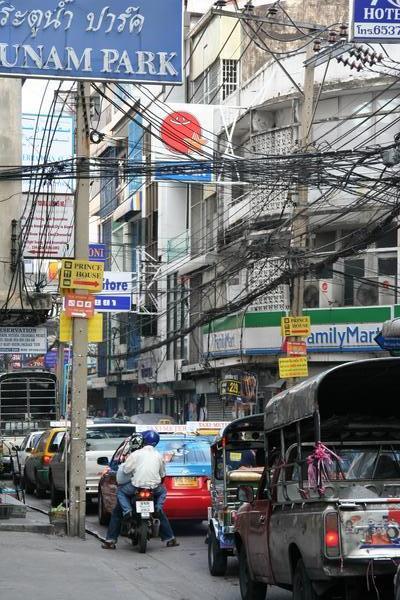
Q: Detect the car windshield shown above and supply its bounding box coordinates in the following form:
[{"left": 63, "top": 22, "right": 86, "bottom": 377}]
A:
[
  {"left": 87, "top": 426, "right": 136, "bottom": 439},
  {"left": 86, "top": 438, "right": 122, "bottom": 452},
  {"left": 31, "top": 433, "right": 43, "bottom": 449},
  {"left": 158, "top": 439, "right": 211, "bottom": 465}
]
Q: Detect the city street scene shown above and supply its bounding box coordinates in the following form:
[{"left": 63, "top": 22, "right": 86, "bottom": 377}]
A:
[{"left": 2, "top": 0, "right": 400, "bottom": 599}]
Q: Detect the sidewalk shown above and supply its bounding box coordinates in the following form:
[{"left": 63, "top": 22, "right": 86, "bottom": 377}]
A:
[{"left": 0, "top": 529, "right": 246, "bottom": 600}]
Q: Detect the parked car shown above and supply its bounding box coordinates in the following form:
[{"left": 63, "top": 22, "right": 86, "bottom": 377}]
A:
[
  {"left": 24, "top": 428, "right": 66, "bottom": 498},
  {"left": 98, "top": 434, "right": 211, "bottom": 525},
  {"left": 49, "top": 423, "right": 137, "bottom": 506},
  {"left": 17, "top": 430, "right": 44, "bottom": 473}
]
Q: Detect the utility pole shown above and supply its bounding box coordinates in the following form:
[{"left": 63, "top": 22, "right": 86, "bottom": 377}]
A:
[
  {"left": 291, "top": 43, "right": 315, "bottom": 317},
  {"left": 69, "top": 81, "right": 90, "bottom": 538},
  {"left": 287, "top": 44, "right": 315, "bottom": 388},
  {"left": 56, "top": 342, "right": 65, "bottom": 419}
]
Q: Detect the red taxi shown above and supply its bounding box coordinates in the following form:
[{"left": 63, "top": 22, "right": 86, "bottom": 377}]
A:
[{"left": 98, "top": 434, "right": 212, "bottom": 525}]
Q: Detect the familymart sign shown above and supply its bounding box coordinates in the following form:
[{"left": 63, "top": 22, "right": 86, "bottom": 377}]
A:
[{"left": 203, "top": 306, "right": 393, "bottom": 357}]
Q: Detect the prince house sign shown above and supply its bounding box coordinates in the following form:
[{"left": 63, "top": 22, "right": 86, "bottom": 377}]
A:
[{"left": 0, "top": 0, "right": 183, "bottom": 83}]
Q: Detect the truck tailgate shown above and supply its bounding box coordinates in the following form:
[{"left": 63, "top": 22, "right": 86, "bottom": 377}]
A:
[{"left": 339, "top": 500, "right": 400, "bottom": 559}]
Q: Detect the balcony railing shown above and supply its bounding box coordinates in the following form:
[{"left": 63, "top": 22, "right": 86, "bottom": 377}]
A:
[{"left": 167, "top": 231, "right": 190, "bottom": 264}]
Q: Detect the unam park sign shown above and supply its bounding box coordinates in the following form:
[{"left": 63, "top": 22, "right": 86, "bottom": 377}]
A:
[
  {"left": 350, "top": 0, "right": 400, "bottom": 42},
  {"left": 0, "top": 0, "right": 183, "bottom": 83}
]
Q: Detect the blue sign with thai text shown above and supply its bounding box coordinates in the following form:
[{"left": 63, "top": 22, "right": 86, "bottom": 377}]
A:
[
  {"left": 351, "top": 0, "right": 400, "bottom": 42},
  {"left": 95, "top": 295, "right": 131, "bottom": 312},
  {"left": 0, "top": 0, "right": 183, "bottom": 83}
]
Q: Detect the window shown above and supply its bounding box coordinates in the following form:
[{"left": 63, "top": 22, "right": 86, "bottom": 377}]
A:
[
  {"left": 222, "top": 59, "right": 238, "bottom": 101},
  {"left": 158, "top": 440, "right": 211, "bottom": 466},
  {"left": 191, "top": 59, "right": 238, "bottom": 105},
  {"left": 166, "top": 273, "right": 188, "bottom": 360},
  {"left": 49, "top": 431, "right": 65, "bottom": 453}
]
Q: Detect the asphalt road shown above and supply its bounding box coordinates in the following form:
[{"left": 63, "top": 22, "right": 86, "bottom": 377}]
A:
[{"left": 25, "top": 492, "right": 292, "bottom": 600}]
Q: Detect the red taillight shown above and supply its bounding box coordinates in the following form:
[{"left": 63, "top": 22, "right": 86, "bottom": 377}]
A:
[
  {"left": 139, "top": 490, "right": 152, "bottom": 499},
  {"left": 325, "top": 531, "right": 339, "bottom": 548},
  {"left": 43, "top": 454, "right": 52, "bottom": 465},
  {"left": 324, "top": 512, "right": 340, "bottom": 558}
]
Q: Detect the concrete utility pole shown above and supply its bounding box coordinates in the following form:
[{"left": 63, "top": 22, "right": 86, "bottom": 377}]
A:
[
  {"left": 291, "top": 43, "right": 315, "bottom": 318},
  {"left": 287, "top": 44, "right": 315, "bottom": 388},
  {"left": 69, "top": 82, "right": 90, "bottom": 538},
  {"left": 0, "top": 80, "right": 22, "bottom": 308}
]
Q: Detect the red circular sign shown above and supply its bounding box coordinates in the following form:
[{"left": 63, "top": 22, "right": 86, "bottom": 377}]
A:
[
  {"left": 321, "top": 281, "right": 329, "bottom": 293},
  {"left": 160, "top": 111, "right": 205, "bottom": 155}
]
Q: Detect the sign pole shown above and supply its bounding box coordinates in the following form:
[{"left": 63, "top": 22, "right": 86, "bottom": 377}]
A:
[{"left": 69, "top": 81, "right": 90, "bottom": 538}]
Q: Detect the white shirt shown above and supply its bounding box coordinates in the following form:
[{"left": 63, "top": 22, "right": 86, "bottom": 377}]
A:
[{"left": 122, "top": 445, "right": 166, "bottom": 489}]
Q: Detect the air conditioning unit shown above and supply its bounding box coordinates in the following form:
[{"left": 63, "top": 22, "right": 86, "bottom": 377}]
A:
[
  {"left": 354, "top": 276, "right": 396, "bottom": 306},
  {"left": 304, "top": 279, "right": 344, "bottom": 309},
  {"left": 227, "top": 270, "right": 246, "bottom": 303}
]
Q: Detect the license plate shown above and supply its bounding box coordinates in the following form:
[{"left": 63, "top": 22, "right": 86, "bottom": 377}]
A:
[
  {"left": 136, "top": 500, "right": 154, "bottom": 514},
  {"left": 173, "top": 477, "right": 198, "bottom": 487}
]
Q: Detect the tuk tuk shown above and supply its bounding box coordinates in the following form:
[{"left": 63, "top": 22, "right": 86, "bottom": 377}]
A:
[
  {"left": 234, "top": 357, "right": 400, "bottom": 600},
  {"left": 207, "top": 414, "right": 265, "bottom": 576}
]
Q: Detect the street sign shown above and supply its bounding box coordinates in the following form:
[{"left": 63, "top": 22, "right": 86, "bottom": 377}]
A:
[
  {"left": 59, "top": 312, "right": 103, "bottom": 343},
  {"left": 89, "top": 244, "right": 107, "bottom": 263},
  {"left": 281, "top": 316, "right": 311, "bottom": 337},
  {"left": 0, "top": 0, "right": 184, "bottom": 84},
  {"left": 350, "top": 0, "right": 400, "bottom": 43},
  {"left": 0, "top": 327, "right": 47, "bottom": 355},
  {"left": 60, "top": 259, "right": 104, "bottom": 292},
  {"left": 282, "top": 340, "right": 308, "bottom": 356},
  {"left": 279, "top": 357, "right": 309, "bottom": 379},
  {"left": 64, "top": 293, "right": 95, "bottom": 319},
  {"left": 94, "top": 295, "right": 131, "bottom": 313}
]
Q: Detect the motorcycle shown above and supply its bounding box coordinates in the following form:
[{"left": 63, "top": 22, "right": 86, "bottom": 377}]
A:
[{"left": 125, "top": 487, "right": 160, "bottom": 553}]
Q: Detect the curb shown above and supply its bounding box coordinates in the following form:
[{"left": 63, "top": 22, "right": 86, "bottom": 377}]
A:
[{"left": 0, "top": 522, "right": 55, "bottom": 535}]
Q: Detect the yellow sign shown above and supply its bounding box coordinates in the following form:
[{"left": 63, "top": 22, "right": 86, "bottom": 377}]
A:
[
  {"left": 279, "top": 356, "right": 309, "bottom": 379},
  {"left": 59, "top": 312, "right": 103, "bottom": 343},
  {"left": 281, "top": 316, "right": 311, "bottom": 337},
  {"left": 60, "top": 259, "right": 104, "bottom": 292}
]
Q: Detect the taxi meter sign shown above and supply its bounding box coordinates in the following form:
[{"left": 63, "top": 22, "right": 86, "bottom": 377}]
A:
[
  {"left": 60, "top": 259, "right": 104, "bottom": 292},
  {"left": 279, "top": 356, "right": 309, "bottom": 379},
  {"left": 281, "top": 316, "right": 311, "bottom": 337}
]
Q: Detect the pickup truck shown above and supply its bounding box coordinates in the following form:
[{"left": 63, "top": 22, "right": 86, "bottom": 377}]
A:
[{"left": 234, "top": 358, "right": 400, "bottom": 600}]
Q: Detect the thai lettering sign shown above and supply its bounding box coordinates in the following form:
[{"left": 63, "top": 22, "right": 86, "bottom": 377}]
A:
[
  {"left": 278, "top": 356, "right": 309, "bottom": 379},
  {"left": 350, "top": 0, "right": 400, "bottom": 42},
  {"left": 0, "top": 0, "right": 183, "bottom": 83}
]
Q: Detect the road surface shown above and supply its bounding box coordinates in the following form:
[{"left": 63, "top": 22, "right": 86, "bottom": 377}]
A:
[{"left": 26, "top": 493, "right": 291, "bottom": 600}]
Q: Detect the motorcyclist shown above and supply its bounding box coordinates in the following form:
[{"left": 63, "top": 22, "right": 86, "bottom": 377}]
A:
[{"left": 102, "top": 430, "right": 179, "bottom": 549}]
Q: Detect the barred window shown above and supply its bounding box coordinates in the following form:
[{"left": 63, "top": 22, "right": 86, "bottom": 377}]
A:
[{"left": 222, "top": 59, "right": 238, "bottom": 101}]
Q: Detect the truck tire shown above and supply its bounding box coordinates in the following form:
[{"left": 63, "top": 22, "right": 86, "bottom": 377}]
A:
[
  {"left": 98, "top": 491, "right": 110, "bottom": 526},
  {"left": 208, "top": 529, "right": 228, "bottom": 576},
  {"left": 293, "top": 559, "right": 318, "bottom": 600},
  {"left": 239, "top": 546, "right": 267, "bottom": 600},
  {"left": 24, "top": 470, "right": 35, "bottom": 495},
  {"left": 35, "top": 471, "right": 47, "bottom": 499},
  {"left": 50, "top": 479, "right": 64, "bottom": 508}
]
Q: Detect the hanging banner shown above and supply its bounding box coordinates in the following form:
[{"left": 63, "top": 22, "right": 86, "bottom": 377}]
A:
[
  {"left": 22, "top": 194, "right": 74, "bottom": 258},
  {"left": 350, "top": 0, "right": 400, "bottom": 42},
  {"left": 22, "top": 114, "right": 74, "bottom": 193},
  {"left": 0, "top": 0, "right": 183, "bottom": 84},
  {"left": 152, "top": 103, "right": 214, "bottom": 182}
]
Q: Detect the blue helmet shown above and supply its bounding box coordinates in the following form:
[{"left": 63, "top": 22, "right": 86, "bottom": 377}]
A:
[{"left": 142, "top": 430, "right": 160, "bottom": 447}]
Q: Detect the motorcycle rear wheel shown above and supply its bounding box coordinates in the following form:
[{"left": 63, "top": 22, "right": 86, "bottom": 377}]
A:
[{"left": 138, "top": 520, "right": 148, "bottom": 554}]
